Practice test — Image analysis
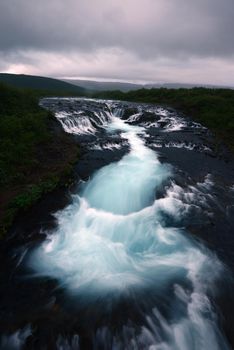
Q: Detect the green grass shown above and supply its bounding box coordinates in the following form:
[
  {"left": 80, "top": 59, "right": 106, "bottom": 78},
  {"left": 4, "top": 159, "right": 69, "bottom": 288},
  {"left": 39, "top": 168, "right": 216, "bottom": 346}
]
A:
[
  {"left": 0, "top": 83, "right": 80, "bottom": 236},
  {"left": 0, "top": 84, "right": 51, "bottom": 187},
  {"left": 2, "top": 176, "right": 60, "bottom": 234}
]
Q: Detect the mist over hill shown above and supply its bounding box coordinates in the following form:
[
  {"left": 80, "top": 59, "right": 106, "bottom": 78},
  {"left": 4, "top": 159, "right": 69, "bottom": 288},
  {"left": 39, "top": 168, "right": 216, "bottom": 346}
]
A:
[
  {"left": 62, "top": 79, "right": 141, "bottom": 92},
  {"left": 64, "top": 78, "right": 234, "bottom": 92},
  {"left": 1, "top": 73, "right": 232, "bottom": 94}
]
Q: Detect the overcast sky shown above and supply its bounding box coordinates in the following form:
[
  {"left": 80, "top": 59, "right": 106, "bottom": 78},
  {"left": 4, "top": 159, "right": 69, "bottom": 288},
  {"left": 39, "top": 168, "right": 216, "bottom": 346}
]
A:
[{"left": 0, "top": 0, "right": 234, "bottom": 85}]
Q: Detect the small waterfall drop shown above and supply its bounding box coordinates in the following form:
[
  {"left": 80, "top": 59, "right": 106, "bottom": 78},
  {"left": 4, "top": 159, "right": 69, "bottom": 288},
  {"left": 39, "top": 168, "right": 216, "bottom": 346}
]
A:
[{"left": 26, "top": 100, "right": 231, "bottom": 349}]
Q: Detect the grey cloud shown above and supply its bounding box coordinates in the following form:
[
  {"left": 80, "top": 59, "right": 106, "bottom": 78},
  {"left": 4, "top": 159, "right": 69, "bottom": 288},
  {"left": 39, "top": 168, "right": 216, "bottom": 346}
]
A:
[
  {"left": 0, "top": 0, "right": 234, "bottom": 85},
  {"left": 0, "top": 0, "right": 234, "bottom": 59}
]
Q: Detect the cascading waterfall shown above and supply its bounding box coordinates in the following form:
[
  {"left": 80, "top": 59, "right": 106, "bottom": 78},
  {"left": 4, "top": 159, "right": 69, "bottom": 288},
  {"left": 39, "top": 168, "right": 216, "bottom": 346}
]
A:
[{"left": 27, "top": 100, "right": 230, "bottom": 349}]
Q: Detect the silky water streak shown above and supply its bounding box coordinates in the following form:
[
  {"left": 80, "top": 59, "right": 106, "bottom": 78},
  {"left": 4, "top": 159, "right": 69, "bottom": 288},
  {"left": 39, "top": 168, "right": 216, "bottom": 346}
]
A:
[{"left": 28, "top": 103, "right": 230, "bottom": 349}]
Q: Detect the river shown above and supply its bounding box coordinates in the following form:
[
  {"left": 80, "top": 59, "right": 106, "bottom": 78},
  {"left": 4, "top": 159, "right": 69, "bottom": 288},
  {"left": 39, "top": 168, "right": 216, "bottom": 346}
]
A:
[{"left": 0, "top": 98, "right": 234, "bottom": 349}]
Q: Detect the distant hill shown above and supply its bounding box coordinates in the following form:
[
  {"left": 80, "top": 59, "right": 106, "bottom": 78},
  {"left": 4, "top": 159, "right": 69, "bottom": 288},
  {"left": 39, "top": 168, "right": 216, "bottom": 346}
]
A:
[
  {"left": 64, "top": 78, "right": 233, "bottom": 92},
  {"left": 0, "top": 73, "right": 86, "bottom": 95},
  {"left": 145, "top": 83, "right": 234, "bottom": 89},
  {"left": 63, "top": 79, "right": 142, "bottom": 92},
  {"left": 1, "top": 74, "right": 232, "bottom": 95}
]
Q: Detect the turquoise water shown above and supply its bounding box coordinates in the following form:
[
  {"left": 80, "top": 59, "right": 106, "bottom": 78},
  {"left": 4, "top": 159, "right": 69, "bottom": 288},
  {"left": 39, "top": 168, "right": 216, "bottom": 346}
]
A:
[{"left": 28, "top": 102, "right": 230, "bottom": 349}]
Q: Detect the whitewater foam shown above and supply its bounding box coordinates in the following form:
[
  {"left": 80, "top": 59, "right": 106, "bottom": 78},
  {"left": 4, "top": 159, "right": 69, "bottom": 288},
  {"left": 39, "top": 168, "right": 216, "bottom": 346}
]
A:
[{"left": 27, "top": 100, "right": 230, "bottom": 349}]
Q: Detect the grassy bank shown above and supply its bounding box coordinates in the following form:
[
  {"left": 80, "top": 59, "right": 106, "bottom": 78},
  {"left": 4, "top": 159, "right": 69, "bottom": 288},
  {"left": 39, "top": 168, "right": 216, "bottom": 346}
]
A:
[
  {"left": 0, "top": 83, "right": 80, "bottom": 236},
  {"left": 94, "top": 88, "right": 234, "bottom": 151}
]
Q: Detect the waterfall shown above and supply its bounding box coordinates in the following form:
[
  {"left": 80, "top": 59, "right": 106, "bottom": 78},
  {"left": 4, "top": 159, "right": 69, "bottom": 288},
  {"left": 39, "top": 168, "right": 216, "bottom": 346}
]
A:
[{"left": 26, "top": 99, "right": 230, "bottom": 349}]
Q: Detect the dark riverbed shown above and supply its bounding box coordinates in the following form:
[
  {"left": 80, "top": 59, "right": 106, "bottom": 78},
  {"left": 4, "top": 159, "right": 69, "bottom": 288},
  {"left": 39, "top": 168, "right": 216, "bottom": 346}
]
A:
[{"left": 0, "top": 98, "right": 234, "bottom": 350}]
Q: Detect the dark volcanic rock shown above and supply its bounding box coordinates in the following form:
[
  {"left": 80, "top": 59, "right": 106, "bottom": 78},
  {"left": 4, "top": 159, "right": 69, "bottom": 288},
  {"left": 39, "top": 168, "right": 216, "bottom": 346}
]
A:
[{"left": 121, "top": 107, "right": 139, "bottom": 120}]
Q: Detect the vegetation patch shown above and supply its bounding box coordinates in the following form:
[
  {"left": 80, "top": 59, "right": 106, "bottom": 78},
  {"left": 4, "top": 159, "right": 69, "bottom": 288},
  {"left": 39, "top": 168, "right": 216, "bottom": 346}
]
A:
[{"left": 0, "top": 83, "right": 80, "bottom": 237}]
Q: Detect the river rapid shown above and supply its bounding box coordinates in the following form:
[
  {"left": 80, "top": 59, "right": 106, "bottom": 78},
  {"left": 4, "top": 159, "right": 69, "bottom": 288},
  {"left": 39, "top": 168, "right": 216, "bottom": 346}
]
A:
[{"left": 1, "top": 98, "right": 234, "bottom": 350}]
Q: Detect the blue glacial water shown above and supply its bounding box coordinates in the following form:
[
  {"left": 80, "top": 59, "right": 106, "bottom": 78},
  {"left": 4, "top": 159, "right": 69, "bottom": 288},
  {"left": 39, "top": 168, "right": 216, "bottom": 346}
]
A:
[{"left": 24, "top": 100, "right": 231, "bottom": 349}]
